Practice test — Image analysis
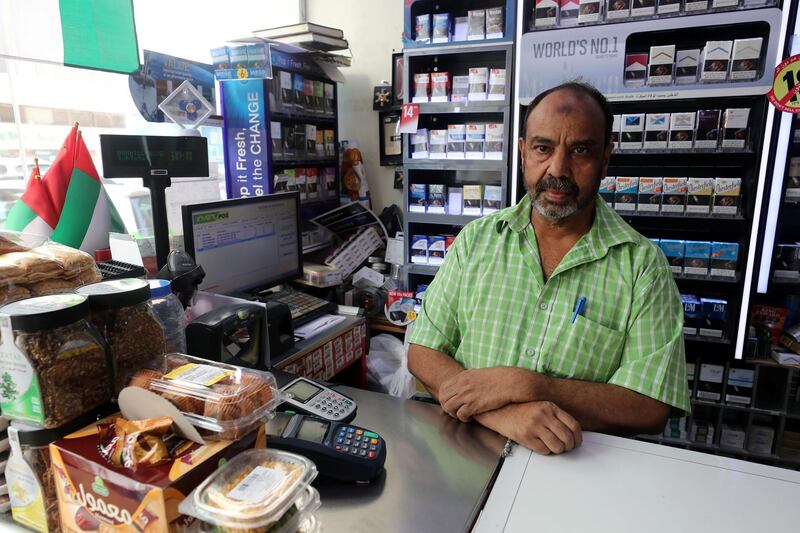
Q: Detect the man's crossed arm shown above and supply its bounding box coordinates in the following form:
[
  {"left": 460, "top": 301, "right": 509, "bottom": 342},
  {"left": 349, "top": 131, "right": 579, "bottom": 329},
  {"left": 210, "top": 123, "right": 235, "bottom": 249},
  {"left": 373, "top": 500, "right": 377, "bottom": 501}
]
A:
[{"left": 408, "top": 344, "right": 670, "bottom": 454}]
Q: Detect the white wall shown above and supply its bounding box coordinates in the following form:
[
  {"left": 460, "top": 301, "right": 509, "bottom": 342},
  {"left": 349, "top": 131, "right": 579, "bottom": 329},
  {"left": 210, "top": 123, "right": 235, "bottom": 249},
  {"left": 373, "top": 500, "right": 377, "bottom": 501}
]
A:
[{"left": 306, "top": 0, "right": 403, "bottom": 214}]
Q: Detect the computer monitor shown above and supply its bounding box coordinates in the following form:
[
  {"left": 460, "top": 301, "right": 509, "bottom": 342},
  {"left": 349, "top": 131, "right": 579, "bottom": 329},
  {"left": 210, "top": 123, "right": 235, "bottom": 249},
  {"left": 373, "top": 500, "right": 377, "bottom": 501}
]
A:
[{"left": 182, "top": 192, "right": 302, "bottom": 295}]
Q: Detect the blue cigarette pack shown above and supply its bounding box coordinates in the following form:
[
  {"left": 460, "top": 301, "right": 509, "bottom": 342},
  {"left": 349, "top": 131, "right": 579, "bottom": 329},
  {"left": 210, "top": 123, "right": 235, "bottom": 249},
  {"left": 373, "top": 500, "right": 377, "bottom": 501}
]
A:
[
  {"left": 710, "top": 242, "right": 739, "bottom": 277},
  {"left": 684, "top": 240, "right": 711, "bottom": 276},
  {"left": 700, "top": 297, "right": 727, "bottom": 338},
  {"left": 682, "top": 294, "right": 701, "bottom": 336},
  {"left": 659, "top": 239, "right": 685, "bottom": 274}
]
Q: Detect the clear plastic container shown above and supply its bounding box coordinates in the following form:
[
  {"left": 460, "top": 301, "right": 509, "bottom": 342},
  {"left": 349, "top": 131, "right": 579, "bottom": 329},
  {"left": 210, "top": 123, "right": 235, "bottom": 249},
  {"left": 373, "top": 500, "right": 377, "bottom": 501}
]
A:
[
  {"left": 127, "top": 353, "right": 283, "bottom": 440},
  {"left": 0, "top": 294, "right": 111, "bottom": 428},
  {"left": 77, "top": 279, "right": 166, "bottom": 394},
  {"left": 148, "top": 279, "right": 187, "bottom": 353},
  {"left": 179, "top": 449, "right": 319, "bottom": 533}
]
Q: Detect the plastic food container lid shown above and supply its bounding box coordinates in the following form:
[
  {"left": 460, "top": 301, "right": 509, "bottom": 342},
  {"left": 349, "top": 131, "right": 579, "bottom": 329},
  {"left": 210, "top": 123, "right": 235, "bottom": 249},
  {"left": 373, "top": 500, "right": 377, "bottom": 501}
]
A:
[
  {"left": 148, "top": 279, "right": 172, "bottom": 299},
  {"left": 298, "top": 514, "right": 321, "bottom": 533},
  {"left": 76, "top": 278, "right": 151, "bottom": 310},
  {"left": 128, "top": 353, "right": 283, "bottom": 436},
  {"left": 0, "top": 294, "right": 90, "bottom": 332},
  {"left": 180, "top": 449, "right": 318, "bottom": 530}
]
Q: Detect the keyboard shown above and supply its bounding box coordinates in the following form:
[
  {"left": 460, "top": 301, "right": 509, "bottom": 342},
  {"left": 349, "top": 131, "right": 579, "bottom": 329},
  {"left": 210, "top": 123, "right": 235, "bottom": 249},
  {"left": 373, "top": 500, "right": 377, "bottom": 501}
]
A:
[{"left": 261, "top": 289, "right": 335, "bottom": 327}]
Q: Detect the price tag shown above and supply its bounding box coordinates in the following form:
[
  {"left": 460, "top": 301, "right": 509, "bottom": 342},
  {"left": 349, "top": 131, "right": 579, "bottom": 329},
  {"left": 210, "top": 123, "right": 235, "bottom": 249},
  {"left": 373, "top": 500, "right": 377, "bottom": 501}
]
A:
[
  {"left": 398, "top": 104, "right": 420, "bottom": 133},
  {"left": 768, "top": 54, "right": 800, "bottom": 114}
]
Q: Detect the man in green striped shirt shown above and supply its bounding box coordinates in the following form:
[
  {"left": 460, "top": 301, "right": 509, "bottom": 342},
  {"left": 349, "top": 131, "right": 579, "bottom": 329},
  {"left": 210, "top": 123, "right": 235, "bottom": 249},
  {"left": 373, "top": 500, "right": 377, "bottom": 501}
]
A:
[{"left": 408, "top": 82, "right": 690, "bottom": 455}]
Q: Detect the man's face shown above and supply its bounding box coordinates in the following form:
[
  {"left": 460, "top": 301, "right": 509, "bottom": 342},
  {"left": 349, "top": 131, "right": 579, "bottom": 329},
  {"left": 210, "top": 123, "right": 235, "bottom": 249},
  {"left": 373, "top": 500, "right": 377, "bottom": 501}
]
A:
[{"left": 518, "top": 90, "right": 613, "bottom": 222}]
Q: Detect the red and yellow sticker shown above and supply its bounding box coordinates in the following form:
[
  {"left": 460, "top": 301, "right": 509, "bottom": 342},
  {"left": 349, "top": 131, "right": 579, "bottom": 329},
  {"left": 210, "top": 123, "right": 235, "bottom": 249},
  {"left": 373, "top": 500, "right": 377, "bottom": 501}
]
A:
[{"left": 768, "top": 54, "right": 800, "bottom": 114}]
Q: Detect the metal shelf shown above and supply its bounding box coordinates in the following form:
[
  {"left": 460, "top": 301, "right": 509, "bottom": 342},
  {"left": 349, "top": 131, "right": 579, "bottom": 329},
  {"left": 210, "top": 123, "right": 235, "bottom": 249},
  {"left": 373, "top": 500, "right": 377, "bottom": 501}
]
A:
[
  {"left": 408, "top": 264, "right": 440, "bottom": 276},
  {"left": 685, "top": 334, "right": 731, "bottom": 345},
  {"left": 674, "top": 272, "right": 740, "bottom": 284},
  {"left": 273, "top": 158, "right": 337, "bottom": 167},
  {"left": 416, "top": 102, "right": 508, "bottom": 114},
  {"left": 619, "top": 211, "right": 745, "bottom": 222},
  {"left": 270, "top": 112, "right": 336, "bottom": 123},
  {"left": 407, "top": 212, "right": 482, "bottom": 225},
  {"left": 404, "top": 159, "right": 506, "bottom": 171},
  {"left": 404, "top": 40, "right": 514, "bottom": 55}
]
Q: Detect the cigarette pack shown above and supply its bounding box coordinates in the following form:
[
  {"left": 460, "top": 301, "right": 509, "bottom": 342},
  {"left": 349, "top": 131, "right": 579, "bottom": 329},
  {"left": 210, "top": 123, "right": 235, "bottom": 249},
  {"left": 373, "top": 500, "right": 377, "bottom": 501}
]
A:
[
  {"left": 624, "top": 54, "right": 648, "bottom": 87},
  {"left": 273, "top": 172, "right": 290, "bottom": 192},
  {"left": 428, "top": 236, "right": 446, "bottom": 265},
  {"left": 644, "top": 113, "right": 669, "bottom": 149},
  {"left": 675, "top": 49, "right": 700, "bottom": 84},
  {"left": 637, "top": 177, "right": 662, "bottom": 212},
  {"left": 488, "top": 69, "right": 506, "bottom": 101},
  {"left": 313, "top": 80, "right": 324, "bottom": 114},
  {"left": 730, "top": 37, "right": 763, "bottom": 81},
  {"left": 486, "top": 7, "right": 505, "bottom": 39},
  {"left": 463, "top": 185, "right": 483, "bottom": 215},
  {"left": 270, "top": 122, "right": 282, "bottom": 157},
  {"left": 416, "top": 14, "right": 431, "bottom": 43},
  {"left": 412, "top": 128, "right": 429, "bottom": 159},
  {"left": 697, "top": 363, "right": 725, "bottom": 400},
  {"left": 560, "top": 0, "right": 580, "bottom": 25},
  {"left": 430, "top": 72, "right": 451, "bottom": 102},
  {"left": 695, "top": 109, "right": 722, "bottom": 149},
  {"left": 669, "top": 112, "right": 695, "bottom": 149},
  {"left": 684, "top": 240, "right": 711, "bottom": 276},
  {"left": 712, "top": 0, "right": 739, "bottom": 8},
  {"left": 468, "top": 9, "right": 486, "bottom": 40},
  {"left": 324, "top": 83, "right": 335, "bottom": 116},
  {"left": 712, "top": 177, "right": 741, "bottom": 215},
  {"left": 454, "top": 16, "right": 468, "bottom": 41},
  {"left": 315, "top": 129, "right": 325, "bottom": 157},
  {"left": 293, "top": 73, "right": 305, "bottom": 112},
  {"left": 324, "top": 167, "right": 336, "bottom": 194},
  {"left": 700, "top": 298, "right": 727, "bottom": 338},
  {"left": 468, "top": 67, "right": 489, "bottom": 101},
  {"left": 293, "top": 126, "right": 305, "bottom": 155},
  {"left": 607, "top": 0, "right": 630, "bottom": 20},
  {"left": 452, "top": 76, "right": 470, "bottom": 102},
  {"left": 413, "top": 73, "right": 430, "bottom": 103},
  {"left": 701, "top": 40, "right": 733, "bottom": 82},
  {"left": 612, "top": 114, "right": 621, "bottom": 148},
  {"left": 662, "top": 177, "right": 688, "bottom": 213},
  {"left": 409, "top": 184, "right": 427, "bottom": 212},
  {"left": 711, "top": 241, "right": 739, "bottom": 277},
  {"left": 303, "top": 79, "right": 315, "bottom": 110},
  {"left": 620, "top": 114, "right": 644, "bottom": 150},
  {"left": 466, "top": 124, "right": 486, "bottom": 159},
  {"left": 279, "top": 71, "right": 294, "bottom": 109},
  {"left": 725, "top": 368, "right": 754, "bottom": 406},
  {"left": 600, "top": 176, "right": 616, "bottom": 204},
  {"left": 447, "top": 124, "right": 466, "bottom": 159},
  {"left": 411, "top": 235, "right": 429, "bottom": 264},
  {"left": 660, "top": 239, "right": 685, "bottom": 274},
  {"left": 428, "top": 184, "right": 447, "bottom": 214},
  {"left": 305, "top": 124, "right": 317, "bottom": 155},
  {"left": 535, "top": 0, "right": 560, "bottom": 27},
  {"left": 485, "top": 123, "right": 504, "bottom": 160},
  {"left": 682, "top": 294, "right": 701, "bottom": 336},
  {"left": 631, "top": 0, "right": 655, "bottom": 18},
  {"left": 429, "top": 129, "right": 448, "bottom": 159},
  {"left": 295, "top": 168, "right": 307, "bottom": 200},
  {"left": 614, "top": 176, "right": 638, "bottom": 211},
  {"left": 306, "top": 168, "right": 319, "bottom": 199},
  {"left": 579, "top": 0, "right": 602, "bottom": 23},
  {"left": 721, "top": 108, "right": 750, "bottom": 149},
  {"left": 648, "top": 45, "right": 675, "bottom": 85},
  {"left": 432, "top": 13, "right": 451, "bottom": 43},
  {"left": 284, "top": 169, "right": 297, "bottom": 192},
  {"left": 483, "top": 185, "right": 502, "bottom": 213},
  {"left": 657, "top": 0, "right": 681, "bottom": 13},
  {"left": 324, "top": 130, "right": 335, "bottom": 158},
  {"left": 448, "top": 187, "right": 463, "bottom": 215},
  {"left": 686, "top": 177, "right": 714, "bottom": 214},
  {"left": 685, "top": 0, "right": 709, "bottom": 11}
]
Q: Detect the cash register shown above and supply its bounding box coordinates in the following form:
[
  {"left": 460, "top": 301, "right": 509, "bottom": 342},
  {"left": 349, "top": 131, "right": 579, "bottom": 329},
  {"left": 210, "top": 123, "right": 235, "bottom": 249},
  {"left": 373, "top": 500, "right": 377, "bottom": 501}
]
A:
[{"left": 182, "top": 192, "right": 336, "bottom": 362}]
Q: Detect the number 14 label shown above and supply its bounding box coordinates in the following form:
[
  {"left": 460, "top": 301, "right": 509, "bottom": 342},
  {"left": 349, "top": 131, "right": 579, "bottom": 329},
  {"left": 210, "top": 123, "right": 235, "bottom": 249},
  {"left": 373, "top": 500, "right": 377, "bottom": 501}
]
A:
[
  {"left": 769, "top": 54, "right": 800, "bottom": 114},
  {"left": 399, "top": 104, "right": 420, "bottom": 133}
]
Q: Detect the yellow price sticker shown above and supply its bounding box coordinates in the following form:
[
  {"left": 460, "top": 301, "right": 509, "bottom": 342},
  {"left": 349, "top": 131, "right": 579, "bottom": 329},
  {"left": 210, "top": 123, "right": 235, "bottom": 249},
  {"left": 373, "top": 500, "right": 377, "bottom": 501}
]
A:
[
  {"left": 236, "top": 67, "right": 249, "bottom": 79},
  {"left": 768, "top": 54, "right": 800, "bottom": 114}
]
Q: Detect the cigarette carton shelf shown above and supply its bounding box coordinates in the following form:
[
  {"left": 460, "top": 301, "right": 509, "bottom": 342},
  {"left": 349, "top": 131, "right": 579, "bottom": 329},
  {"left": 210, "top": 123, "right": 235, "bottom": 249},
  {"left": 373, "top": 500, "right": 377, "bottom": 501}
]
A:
[
  {"left": 273, "top": 158, "right": 338, "bottom": 167},
  {"left": 406, "top": 213, "right": 483, "bottom": 225},
  {"left": 404, "top": 160, "right": 508, "bottom": 171},
  {"left": 416, "top": 102, "right": 509, "bottom": 114}
]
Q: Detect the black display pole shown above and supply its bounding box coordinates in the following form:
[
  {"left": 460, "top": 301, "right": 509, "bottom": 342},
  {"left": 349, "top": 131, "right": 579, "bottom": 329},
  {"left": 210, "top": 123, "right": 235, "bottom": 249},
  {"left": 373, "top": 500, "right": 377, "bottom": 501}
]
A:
[{"left": 141, "top": 175, "right": 172, "bottom": 270}]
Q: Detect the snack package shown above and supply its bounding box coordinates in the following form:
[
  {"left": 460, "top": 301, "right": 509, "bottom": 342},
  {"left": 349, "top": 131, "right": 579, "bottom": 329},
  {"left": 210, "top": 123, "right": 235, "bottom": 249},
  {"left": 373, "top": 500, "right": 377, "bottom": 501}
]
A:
[
  {"left": 97, "top": 416, "right": 173, "bottom": 470},
  {"left": 126, "top": 353, "right": 282, "bottom": 440}
]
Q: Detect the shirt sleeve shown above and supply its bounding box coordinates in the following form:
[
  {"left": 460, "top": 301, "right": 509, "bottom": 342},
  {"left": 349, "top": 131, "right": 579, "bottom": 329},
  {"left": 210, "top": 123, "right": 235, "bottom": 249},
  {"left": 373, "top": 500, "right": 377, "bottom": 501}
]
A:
[
  {"left": 407, "top": 229, "right": 467, "bottom": 356},
  {"left": 607, "top": 261, "right": 691, "bottom": 415}
]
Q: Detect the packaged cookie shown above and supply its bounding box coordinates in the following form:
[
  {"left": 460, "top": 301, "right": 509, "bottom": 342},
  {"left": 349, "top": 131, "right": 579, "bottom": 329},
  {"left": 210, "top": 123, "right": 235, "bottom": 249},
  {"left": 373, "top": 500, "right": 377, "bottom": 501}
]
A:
[
  {"left": 179, "top": 449, "right": 319, "bottom": 533},
  {"left": 127, "top": 353, "right": 282, "bottom": 440},
  {"left": 77, "top": 279, "right": 166, "bottom": 395},
  {"left": 0, "top": 294, "right": 111, "bottom": 428}
]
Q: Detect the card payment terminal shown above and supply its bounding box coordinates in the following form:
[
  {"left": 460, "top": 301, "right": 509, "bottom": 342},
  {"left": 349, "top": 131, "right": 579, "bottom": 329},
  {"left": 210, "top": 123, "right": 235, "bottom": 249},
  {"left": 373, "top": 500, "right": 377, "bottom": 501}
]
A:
[
  {"left": 265, "top": 412, "right": 386, "bottom": 482},
  {"left": 280, "top": 377, "right": 357, "bottom": 422}
]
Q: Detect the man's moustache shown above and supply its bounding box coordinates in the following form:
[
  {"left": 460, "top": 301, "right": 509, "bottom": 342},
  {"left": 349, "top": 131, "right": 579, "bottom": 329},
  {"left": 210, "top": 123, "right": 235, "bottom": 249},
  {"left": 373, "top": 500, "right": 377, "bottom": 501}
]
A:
[{"left": 535, "top": 177, "right": 579, "bottom": 196}]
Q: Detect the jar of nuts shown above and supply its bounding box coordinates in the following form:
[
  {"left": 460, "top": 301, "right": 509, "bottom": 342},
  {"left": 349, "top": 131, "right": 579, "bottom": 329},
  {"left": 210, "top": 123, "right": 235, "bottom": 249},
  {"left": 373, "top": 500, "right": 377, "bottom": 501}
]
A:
[
  {"left": 77, "top": 279, "right": 166, "bottom": 395},
  {"left": 0, "top": 294, "right": 111, "bottom": 428}
]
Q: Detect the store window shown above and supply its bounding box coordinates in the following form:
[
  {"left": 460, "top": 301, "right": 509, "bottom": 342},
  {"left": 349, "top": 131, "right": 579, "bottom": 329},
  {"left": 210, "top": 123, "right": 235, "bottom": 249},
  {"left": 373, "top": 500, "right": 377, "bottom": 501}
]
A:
[{"left": 0, "top": 0, "right": 301, "bottom": 232}]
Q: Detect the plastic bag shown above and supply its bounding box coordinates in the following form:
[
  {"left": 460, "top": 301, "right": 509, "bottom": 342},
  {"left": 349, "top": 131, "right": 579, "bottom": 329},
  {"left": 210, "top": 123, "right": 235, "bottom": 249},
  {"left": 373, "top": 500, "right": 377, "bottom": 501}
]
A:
[
  {"left": 366, "top": 324, "right": 416, "bottom": 398},
  {"left": 0, "top": 230, "right": 102, "bottom": 306}
]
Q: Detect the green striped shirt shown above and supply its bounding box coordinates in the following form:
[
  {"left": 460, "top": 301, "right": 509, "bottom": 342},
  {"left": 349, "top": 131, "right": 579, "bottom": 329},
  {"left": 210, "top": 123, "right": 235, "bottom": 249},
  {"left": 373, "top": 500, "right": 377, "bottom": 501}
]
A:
[{"left": 409, "top": 194, "right": 691, "bottom": 414}]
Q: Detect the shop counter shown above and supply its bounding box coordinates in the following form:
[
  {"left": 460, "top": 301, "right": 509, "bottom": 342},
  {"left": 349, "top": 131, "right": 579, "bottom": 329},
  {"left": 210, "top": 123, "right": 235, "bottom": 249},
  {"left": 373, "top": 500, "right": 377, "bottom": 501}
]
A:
[{"left": 474, "top": 431, "right": 800, "bottom": 533}]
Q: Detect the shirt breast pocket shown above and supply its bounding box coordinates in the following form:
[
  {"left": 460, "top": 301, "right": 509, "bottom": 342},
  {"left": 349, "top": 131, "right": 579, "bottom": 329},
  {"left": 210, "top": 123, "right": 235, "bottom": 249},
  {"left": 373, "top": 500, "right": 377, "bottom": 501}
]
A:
[{"left": 549, "top": 314, "right": 626, "bottom": 383}]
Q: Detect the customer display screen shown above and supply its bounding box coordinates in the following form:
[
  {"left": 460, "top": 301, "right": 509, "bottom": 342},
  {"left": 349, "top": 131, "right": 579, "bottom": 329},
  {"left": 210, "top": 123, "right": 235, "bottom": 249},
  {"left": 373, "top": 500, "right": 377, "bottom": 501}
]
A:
[
  {"left": 183, "top": 193, "right": 302, "bottom": 294},
  {"left": 284, "top": 380, "right": 324, "bottom": 403},
  {"left": 100, "top": 135, "right": 209, "bottom": 178},
  {"left": 296, "top": 419, "right": 329, "bottom": 444}
]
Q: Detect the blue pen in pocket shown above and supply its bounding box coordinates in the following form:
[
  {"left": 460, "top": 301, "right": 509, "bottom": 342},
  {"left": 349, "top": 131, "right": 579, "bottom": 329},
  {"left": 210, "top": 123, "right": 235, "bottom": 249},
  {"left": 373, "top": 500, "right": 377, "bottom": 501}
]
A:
[{"left": 571, "top": 296, "right": 587, "bottom": 324}]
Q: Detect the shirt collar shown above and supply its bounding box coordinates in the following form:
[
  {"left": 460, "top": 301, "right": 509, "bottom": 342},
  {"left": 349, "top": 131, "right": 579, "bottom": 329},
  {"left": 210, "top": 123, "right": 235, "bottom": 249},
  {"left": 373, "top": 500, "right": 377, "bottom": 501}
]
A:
[{"left": 496, "top": 193, "right": 641, "bottom": 252}]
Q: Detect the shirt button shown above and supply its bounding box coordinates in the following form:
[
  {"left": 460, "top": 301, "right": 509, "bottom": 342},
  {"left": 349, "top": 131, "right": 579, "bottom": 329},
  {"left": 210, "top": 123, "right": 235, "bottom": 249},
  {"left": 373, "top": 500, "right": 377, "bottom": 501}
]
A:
[
  {"left": 539, "top": 303, "right": 548, "bottom": 310},
  {"left": 526, "top": 348, "right": 535, "bottom": 356}
]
